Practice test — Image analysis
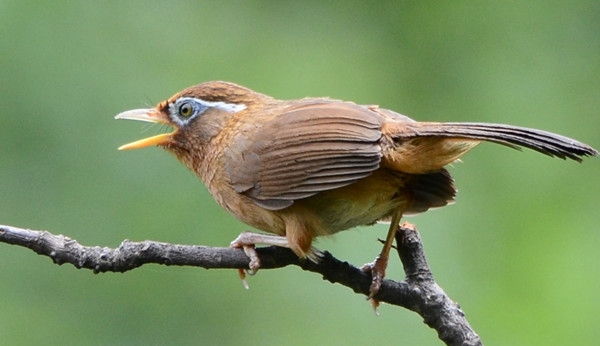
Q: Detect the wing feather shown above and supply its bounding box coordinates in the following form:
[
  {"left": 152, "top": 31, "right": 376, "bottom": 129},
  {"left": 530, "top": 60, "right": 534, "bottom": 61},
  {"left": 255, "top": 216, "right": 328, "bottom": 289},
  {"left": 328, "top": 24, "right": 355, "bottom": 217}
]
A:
[{"left": 225, "top": 101, "right": 383, "bottom": 210}]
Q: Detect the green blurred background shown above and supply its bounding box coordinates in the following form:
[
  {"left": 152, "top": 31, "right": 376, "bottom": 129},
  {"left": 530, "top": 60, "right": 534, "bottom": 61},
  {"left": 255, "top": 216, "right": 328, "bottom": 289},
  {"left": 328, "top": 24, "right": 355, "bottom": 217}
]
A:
[{"left": 1, "top": 1, "right": 599, "bottom": 345}]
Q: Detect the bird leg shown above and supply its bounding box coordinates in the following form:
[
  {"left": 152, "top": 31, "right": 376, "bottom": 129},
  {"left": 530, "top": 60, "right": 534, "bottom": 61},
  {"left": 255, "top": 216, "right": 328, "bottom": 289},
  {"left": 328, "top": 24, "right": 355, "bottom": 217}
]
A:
[{"left": 362, "top": 205, "right": 405, "bottom": 304}]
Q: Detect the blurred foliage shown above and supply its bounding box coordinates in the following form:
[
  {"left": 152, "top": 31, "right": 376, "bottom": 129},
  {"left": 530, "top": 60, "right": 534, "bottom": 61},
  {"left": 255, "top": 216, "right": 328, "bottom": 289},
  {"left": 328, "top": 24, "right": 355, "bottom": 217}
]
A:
[{"left": 1, "top": 1, "right": 599, "bottom": 345}]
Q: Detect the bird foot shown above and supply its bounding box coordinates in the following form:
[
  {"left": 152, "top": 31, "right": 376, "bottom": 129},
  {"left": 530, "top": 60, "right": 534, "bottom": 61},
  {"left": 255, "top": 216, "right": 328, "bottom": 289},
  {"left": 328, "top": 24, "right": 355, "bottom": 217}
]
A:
[
  {"left": 230, "top": 235, "right": 263, "bottom": 290},
  {"left": 230, "top": 231, "right": 291, "bottom": 289},
  {"left": 362, "top": 254, "right": 388, "bottom": 300},
  {"left": 362, "top": 256, "right": 387, "bottom": 299},
  {"left": 233, "top": 244, "right": 260, "bottom": 290},
  {"left": 230, "top": 231, "right": 323, "bottom": 288}
]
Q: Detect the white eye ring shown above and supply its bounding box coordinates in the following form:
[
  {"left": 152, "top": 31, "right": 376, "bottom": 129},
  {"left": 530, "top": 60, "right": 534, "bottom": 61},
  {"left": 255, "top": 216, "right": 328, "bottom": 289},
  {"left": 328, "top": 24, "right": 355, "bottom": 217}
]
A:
[{"left": 168, "top": 97, "right": 247, "bottom": 127}]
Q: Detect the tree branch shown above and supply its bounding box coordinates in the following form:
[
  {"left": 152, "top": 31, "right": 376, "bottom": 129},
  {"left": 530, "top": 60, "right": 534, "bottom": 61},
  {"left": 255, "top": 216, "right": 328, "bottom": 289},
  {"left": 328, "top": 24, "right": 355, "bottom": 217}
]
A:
[{"left": 0, "top": 223, "right": 481, "bottom": 345}]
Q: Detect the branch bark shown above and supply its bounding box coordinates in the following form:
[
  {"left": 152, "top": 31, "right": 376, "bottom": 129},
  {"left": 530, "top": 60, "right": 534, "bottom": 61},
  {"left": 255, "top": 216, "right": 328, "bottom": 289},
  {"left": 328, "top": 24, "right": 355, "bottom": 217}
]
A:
[{"left": 0, "top": 223, "right": 481, "bottom": 346}]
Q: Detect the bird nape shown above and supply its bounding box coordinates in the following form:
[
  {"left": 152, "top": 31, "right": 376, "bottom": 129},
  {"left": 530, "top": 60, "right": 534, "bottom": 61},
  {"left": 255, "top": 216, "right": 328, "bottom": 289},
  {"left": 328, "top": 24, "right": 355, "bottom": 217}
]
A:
[{"left": 115, "top": 81, "right": 598, "bottom": 303}]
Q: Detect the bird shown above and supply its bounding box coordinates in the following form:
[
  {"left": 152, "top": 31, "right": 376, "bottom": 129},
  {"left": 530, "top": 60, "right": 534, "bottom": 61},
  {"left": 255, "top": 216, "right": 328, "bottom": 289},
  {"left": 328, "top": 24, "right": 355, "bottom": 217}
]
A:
[{"left": 115, "top": 81, "right": 597, "bottom": 299}]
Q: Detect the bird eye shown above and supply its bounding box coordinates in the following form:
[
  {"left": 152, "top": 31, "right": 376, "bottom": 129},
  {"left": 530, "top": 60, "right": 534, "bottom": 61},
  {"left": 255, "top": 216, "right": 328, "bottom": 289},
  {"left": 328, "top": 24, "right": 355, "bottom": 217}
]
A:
[
  {"left": 168, "top": 97, "right": 209, "bottom": 126},
  {"left": 178, "top": 102, "right": 193, "bottom": 117}
]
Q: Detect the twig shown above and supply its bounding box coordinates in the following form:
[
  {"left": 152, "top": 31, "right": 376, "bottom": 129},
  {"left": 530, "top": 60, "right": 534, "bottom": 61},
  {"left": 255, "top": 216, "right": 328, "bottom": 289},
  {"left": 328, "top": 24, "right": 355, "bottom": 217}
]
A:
[{"left": 0, "top": 223, "right": 481, "bottom": 345}]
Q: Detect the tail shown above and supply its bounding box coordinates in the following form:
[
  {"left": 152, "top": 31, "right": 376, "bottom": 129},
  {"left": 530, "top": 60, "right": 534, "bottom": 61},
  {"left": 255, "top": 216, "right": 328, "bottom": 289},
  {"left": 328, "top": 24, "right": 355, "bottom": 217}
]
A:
[
  {"left": 414, "top": 122, "right": 597, "bottom": 161},
  {"left": 383, "top": 121, "right": 598, "bottom": 173}
]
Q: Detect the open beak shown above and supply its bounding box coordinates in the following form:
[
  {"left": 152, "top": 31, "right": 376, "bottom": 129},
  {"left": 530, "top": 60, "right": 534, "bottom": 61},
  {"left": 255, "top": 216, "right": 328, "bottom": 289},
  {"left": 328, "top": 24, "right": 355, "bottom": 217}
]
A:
[{"left": 114, "top": 109, "right": 175, "bottom": 150}]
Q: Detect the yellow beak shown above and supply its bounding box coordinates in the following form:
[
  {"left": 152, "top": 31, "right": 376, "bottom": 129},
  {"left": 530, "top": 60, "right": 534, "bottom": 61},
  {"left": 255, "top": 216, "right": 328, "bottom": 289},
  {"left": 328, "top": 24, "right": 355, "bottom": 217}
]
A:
[{"left": 114, "top": 109, "right": 175, "bottom": 150}]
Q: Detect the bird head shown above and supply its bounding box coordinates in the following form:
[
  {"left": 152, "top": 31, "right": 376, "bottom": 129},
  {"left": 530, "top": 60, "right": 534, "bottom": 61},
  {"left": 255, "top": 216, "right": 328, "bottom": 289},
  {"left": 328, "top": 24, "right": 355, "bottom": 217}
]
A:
[{"left": 115, "top": 81, "right": 266, "bottom": 153}]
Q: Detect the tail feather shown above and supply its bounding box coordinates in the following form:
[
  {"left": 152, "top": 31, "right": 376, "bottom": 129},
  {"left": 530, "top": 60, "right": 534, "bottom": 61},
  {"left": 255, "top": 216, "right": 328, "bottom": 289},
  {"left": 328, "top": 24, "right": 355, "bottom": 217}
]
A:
[{"left": 398, "top": 122, "right": 598, "bottom": 162}]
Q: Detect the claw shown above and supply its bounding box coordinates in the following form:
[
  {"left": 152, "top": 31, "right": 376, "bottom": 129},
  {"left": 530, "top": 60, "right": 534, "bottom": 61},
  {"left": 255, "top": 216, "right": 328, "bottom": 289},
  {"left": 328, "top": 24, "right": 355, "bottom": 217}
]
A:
[
  {"left": 237, "top": 269, "right": 250, "bottom": 290},
  {"left": 362, "top": 253, "right": 390, "bottom": 315},
  {"left": 369, "top": 298, "right": 381, "bottom": 316},
  {"left": 362, "top": 254, "right": 388, "bottom": 299},
  {"left": 231, "top": 239, "right": 262, "bottom": 289},
  {"left": 241, "top": 244, "right": 261, "bottom": 273},
  {"left": 230, "top": 231, "right": 291, "bottom": 289}
]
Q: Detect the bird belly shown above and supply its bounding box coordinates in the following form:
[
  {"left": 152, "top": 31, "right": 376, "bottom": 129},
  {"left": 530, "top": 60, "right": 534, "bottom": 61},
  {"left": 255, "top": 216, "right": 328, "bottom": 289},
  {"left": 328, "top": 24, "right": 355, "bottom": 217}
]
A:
[
  {"left": 213, "top": 184, "right": 289, "bottom": 236},
  {"left": 293, "top": 169, "right": 409, "bottom": 235},
  {"left": 212, "top": 169, "right": 408, "bottom": 238}
]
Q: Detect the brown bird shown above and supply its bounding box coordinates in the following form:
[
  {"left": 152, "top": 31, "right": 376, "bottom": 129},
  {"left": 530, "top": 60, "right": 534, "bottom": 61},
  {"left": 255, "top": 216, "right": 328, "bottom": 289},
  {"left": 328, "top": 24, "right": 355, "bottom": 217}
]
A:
[{"left": 115, "top": 81, "right": 597, "bottom": 298}]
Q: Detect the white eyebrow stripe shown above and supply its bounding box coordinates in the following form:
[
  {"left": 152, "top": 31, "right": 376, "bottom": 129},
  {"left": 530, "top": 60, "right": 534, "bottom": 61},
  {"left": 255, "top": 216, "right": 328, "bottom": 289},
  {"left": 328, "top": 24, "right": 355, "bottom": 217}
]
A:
[{"left": 179, "top": 97, "right": 247, "bottom": 113}]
